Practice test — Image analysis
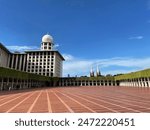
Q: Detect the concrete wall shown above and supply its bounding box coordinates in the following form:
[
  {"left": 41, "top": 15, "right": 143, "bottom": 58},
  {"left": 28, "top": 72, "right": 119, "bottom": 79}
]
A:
[{"left": 0, "top": 47, "right": 10, "bottom": 68}]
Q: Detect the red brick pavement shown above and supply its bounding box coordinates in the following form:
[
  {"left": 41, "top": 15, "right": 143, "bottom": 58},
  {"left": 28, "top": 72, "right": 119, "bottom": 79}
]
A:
[{"left": 0, "top": 86, "right": 150, "bottom": 113}]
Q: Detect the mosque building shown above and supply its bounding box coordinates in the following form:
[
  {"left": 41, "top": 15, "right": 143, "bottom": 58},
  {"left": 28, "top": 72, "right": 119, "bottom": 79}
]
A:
[{"left": 0, "top": 34, "right": 64, "bottom": 77}]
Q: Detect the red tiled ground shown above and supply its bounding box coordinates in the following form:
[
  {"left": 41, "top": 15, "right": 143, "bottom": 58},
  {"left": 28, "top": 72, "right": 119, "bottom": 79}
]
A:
[{"left": 0, "top": 86, "right": 150, "bottom": 113}]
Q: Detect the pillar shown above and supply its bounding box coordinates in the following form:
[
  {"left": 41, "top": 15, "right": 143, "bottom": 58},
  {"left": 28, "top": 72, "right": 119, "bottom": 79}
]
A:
[
  {"left": 11, "top": 55, "right": 14, "bottom": 68},
  {"left": 11, "top": 78, "right": 14, "bottom": 90},
  {"left": 19, "top": 55, "right": 23, "bottom": 71},
  {"left": 15, "top": 55, "right": 19, "bottom": 70},
  {"left": 145, "top": 77, "right": 149, "bottom": 87},
  {"left": 0, "top": 78, "right": 4, "bottom": 91},
  {"left": 148, "top": 77, "right": 150, "bottom": 88}
]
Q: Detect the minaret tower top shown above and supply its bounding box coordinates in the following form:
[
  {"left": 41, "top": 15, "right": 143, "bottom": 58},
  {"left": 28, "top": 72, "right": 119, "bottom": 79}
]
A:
[
  {"left": 90, "top": 66, "right": 94, "bottom": 77},
  {"left": 96, "top": 65, "right": 101, "bottom": 77},
  {"left": 41, "top": 34, "right": 54, "bottom": 50}
]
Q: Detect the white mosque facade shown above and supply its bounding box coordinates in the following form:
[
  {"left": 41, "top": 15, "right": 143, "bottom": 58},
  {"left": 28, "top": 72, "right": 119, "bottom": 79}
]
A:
[{"left": 0, "top": 34, "right": 64, "bottom": 77}]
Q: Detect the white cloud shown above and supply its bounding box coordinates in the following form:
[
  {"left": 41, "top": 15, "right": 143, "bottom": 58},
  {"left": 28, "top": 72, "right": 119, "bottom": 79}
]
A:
[
  {"left": 53, "top": 44, "right": 59, "bottom": 49},
  {"left": 128, "top": 36, "right": 143, "bottom": 40},
  {"left": 102, "top": 69, "right": 136, "bottom": 76},
  {"left": 62, "top": 54, "right": 74, "bottom": 61},
  {"left": 6, "top": 45, "right": 39, "bottom": 52},
  {"left": 96, "top": 57, "right": 150, "bottom": 68},
  {"left": 63, "top": 60, "right": 93, "bottom": 76},
  {"left": 63, "top": 54, "right": 150, "bottom": 77}
]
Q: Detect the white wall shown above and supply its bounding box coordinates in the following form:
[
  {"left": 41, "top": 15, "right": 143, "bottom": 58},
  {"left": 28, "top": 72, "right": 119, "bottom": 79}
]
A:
[{"left": 0, "top": 47, "right": 10, "bottom": 67}]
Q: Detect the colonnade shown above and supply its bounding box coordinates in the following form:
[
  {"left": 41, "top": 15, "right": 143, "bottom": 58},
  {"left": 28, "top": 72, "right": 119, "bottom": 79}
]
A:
[
  {"left": 58, "top": 78, "right": 118, "bottom": 87},
  {"left": 119, "top": 77, "right": 150, "bottom": 87},
  {"left": 0, "top": 77, "right": 46, "bottom": 91},
  {"left": 2, "top": 76, "right": 150, "bottom": 91}
]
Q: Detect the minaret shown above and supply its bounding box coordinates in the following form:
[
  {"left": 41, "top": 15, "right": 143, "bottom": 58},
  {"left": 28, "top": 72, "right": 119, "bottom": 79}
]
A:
[
  {"left": 96, "top": 65, "right": 101, "bottom": 77},
  {"left": 90, "top": 66, "right": 94, "bottom": 77},
  {"left": 41, "top": 34, "right": 54, "bottom": 50}
]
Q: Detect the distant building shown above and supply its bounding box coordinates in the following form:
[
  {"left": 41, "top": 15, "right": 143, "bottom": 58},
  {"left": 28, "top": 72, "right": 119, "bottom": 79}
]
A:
[
  {"left": 96, "top": 65, "right": 101, "bottom": 77},
  {"left": 90, "top": 66, "right": 94, "bottom": 77},
  {"left": 0, "top": 34, "right": 64, "bottom": 77},
  {"left": 90, "top": 65, "right": 101, "bottom": 77}
]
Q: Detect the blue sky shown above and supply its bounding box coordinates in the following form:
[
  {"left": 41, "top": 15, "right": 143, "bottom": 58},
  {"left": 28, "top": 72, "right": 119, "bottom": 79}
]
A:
[{"left": 0, "top": 0, "right": 150, "bottom": 76}]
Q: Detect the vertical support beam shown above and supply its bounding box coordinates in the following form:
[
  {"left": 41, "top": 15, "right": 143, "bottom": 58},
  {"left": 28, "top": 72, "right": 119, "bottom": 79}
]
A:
[
  {"left": 7, "top": 54, "right": 11, "bottom": 67},
  {"left": 1, "top": 78, "right": 4, "bottom": 91},
  {"left": 23, "top": 54, "right": 27, "bottom": 71},
  {"left": 138, "top": 78, "right": 141, "bottom": 87},
  {"left": 135, "top": 79, "right": 138, "bottom": 87},
  {"left": 11, "top": 55, "right": 14, "bottom": 68},
  {"left": 19, "top": 55, "right": 23, "bottom": 71},
  {"left": 62, "top": 80, "right": 64, "bottom": 86},
  {"left": 148, "top": 77, "right": 150, "bottom": 88},
  {"left": 73, "top": 81, "right": 75, "bottom": 86},
  {"left": 96, "top": 81, "right": 97, "bottom": 86},
  {"left": 145, "top": 77, "right": 149, "bottom": 87},
  {"left": 27, "top": 79, "right": 29, "bottom": 88},
  {"left": 28, "top": 79, "right": 31, "bottom": 88},
  {"left": 80, "top": 81, "right": 82, "bottom": 86},
  {"left": 16, "top": 79, "right": 19, "bottom": 89},
  {"left": 26, "top": 54, "right": 29, "bottom": 73},
  {"left": 20, "top": 79, "right": 22, "bottom": 89},
  {"left": 15, "top": 54, "right": 18, "bottom": 70},
  {"left": 141, "top": 78, "right": 145, "bottom": 87},
  {"left": 23, "top": 80, "right": 26, "bottom": 88},
  {"left": 11, "top": 78, "right": 14, "bottom": 90},
  {"left": 88, "top": 81, "right": 90, "bottom": 86},
  {"left": 137, "top": 78, "right": 140, "bottom": 87},
  {"left": 7, "top": 78, "right": 10, "bottom": 90}
]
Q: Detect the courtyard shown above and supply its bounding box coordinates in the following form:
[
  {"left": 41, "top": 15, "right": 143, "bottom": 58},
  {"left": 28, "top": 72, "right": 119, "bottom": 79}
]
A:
[{"left": 0, "top": 86, "right": 150, "bottom": 113}]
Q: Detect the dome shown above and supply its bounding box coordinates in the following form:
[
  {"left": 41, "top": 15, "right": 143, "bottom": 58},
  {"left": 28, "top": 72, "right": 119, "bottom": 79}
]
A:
[{"left": 42, "top": 34, "right": 53, "bottom": 43}]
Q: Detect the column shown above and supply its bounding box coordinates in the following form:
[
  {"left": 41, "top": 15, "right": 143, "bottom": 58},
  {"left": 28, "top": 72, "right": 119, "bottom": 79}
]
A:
[
  {"left": 7, "top": 78, "right": 10, "bottom": 90},
  {"left": 73, "top": 81, "right": 75, "bottom": 86},
  {"left": 23, "top": 80, "right": 25, "bottom": 88},
  {"left": 80, "top": 81, "right": 82, "bottom": 86},
  {"left": 11, "top": 78, "right": 14, "bottom": 90},
  {"left": 145, "top": 77, "right": 149, "bottom": 87},
  {"left": 11, "top": 55, "right": 15, "bottom": 68},
  {"left": 141, "top": 78, "right": 145, "bottom": 87},
  {"left": 23, "top": 55, "right": 27, "bottom": 71},
  {"left": 88, "top": 81, "right": 90, "bottom": 86},
  {"left": 27, "top": 79, "right": 29, "bottom": 88},
  {"left": 59, "top": 80, "right": 61, "bottom": 87},
  {"left": 19, "top": 55, "right": 23, "bottom": 71},
  {"left": 62, "top": 80, "right": 64, "bottom": 86},
  {"left": 26, "top": 54, "right": 30, "bottom": 73},
  {"left": 34, "top": 53, "right": 37, "bottom": 74},
  {"left": 29, "top": 79, "right": 31, "bottom": 88},
  {"left": 0, "top": 78, "right": 3, "bottom": 91},
  {"left": 138, "top": 78, "right": 141, "bottom": 87},
  {"left": 96, "top": 81, "right": 98, "bottom": 86},
  {"left": 15, "top": 54, "right": 18, "bottom": 70},
  {"left": 41, "top": 52, "right": 44, "bottom": 75},
  {"left": 148, "top": 77, "right": 150, "bottom": 88},
  {"left": 7, "top": 54, "right": 11, "bottom": 67},
  {"left": 137, "top": 78, "right": 140, "bottom": 87},
  {"left": 135, "top": 79, "right": 138, "bottom": 87},
  {"left": 20, "top": 79, "right": 22, "bottom": 89}
]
